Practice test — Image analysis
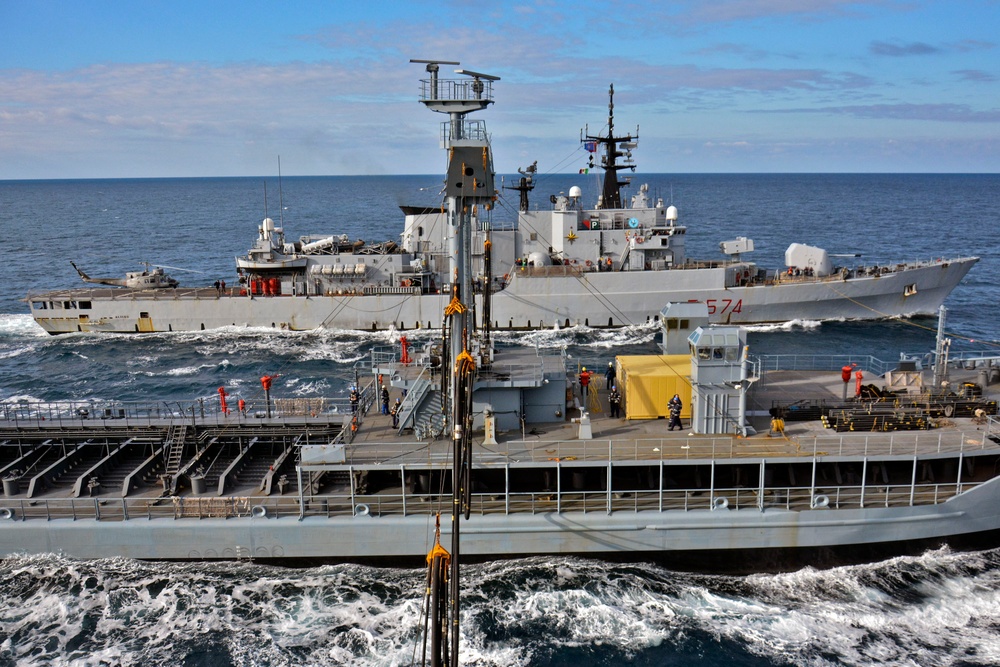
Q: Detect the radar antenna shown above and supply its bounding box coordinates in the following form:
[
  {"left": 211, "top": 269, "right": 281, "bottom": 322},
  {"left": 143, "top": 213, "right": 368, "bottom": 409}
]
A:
[
  {"left": 581, "top": 84, "right": 638, "bottom": 209},
  {"left": 503, "top": 161, "right": 537, "bottom": 212}
]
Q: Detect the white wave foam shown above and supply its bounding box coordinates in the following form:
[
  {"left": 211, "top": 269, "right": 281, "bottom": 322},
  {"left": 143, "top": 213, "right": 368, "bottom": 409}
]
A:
[
  {"left": 164, "top": 366, "right": 205, "bottom": 377},
  {"left": 493, "top": 322, "right": 659, "bottom": 349},
  {"left": 3, "top": 545, "right": 999, "bottom": 666},
  {"left": 289, "top": 380, "right": 332, "bottom": 396},
  {"left": 742, "top": 319, "right": 823, "bottom": 333},
  {"left": 0, "top": 314, "right": 48, "bottom": 338},
  {"left": 1, "top": 394, "right": 48, "bottom": 404}
]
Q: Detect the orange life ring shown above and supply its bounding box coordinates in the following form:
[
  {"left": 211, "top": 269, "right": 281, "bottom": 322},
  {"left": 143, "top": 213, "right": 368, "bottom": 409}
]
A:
[
  {"left": 402, "top": 279, "right": 411, "bottom": 287},
  {"left": 585, "top": 260, "right": 592, "bottom": 267},
  {"left": 637, "top": 236, "right": 644, "bottom": 244},
  {"left": 503, "top": 273, "right": 509, "bottom": 282}
]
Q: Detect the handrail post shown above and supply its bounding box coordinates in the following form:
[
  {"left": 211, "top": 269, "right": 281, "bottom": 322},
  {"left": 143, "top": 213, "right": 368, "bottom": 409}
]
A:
[
  {"left": 956, "top": 452, "right": 964, "bottom": 496},
  {"left": 755, "top": 460, "right": 764, "bottom": 511},
  {"left": 556, "top": 462, "right": 562, "bottom": 513},
  {"left": 658, "top": 463, "right": 664, "bottom": 513},
  {"left": 505, "top": 464, "right": 510, "bottom": 515},
  {"left": 860, "top": 457, "right": 868, "bottom": 508},
  {"left": 606, "top": 461, "right": 612, "bottom": 515},
  {"left": 297, "top": 465, "right": 305, "bottom": 520},
  {"left": 709, "top": 460, "right": 716, "bottom": 509}
]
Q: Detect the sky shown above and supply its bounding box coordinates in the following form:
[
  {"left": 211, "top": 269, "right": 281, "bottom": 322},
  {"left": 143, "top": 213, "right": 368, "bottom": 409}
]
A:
[{"left": 1, "top": 0, "right": 998, "bottom": 179}]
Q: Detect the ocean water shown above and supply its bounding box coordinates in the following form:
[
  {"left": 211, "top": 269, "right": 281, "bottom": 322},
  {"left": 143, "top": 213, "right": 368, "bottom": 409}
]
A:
[{"left": 1, "top": 174, "right": 999, "bottom": 665}]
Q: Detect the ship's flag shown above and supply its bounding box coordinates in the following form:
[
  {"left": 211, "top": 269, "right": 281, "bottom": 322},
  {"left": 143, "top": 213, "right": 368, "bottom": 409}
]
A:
[
  {"left": 584, "top": 141, "right": 597, "bottom": 152},
  {"left": 579, "top": 168, "right": 589, "bottom": 174}
]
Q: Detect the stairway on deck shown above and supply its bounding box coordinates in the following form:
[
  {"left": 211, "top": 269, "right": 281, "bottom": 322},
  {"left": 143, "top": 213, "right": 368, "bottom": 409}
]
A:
[
  {"left": 228, "top": 450, "right": 275, "bottom": 492},
  {"left": 96, "top": 443, "right": 164, "bottom": 496},
  {"left": 47, "top": 445, "right": 106, "bottom": 491},
  {"left": 410, "top": 390, "right": 446, "bottom": 440},
  {"left": 164, "top": 425, "right": 190, "bottom": 476},
  {"left": 310, "top": 470, "right": 351, "bottom": 495}
]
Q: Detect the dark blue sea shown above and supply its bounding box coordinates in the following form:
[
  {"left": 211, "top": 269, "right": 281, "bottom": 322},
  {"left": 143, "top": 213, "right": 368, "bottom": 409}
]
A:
[{"left": 1, "top": 174, "right": 999, "bottom": 666}]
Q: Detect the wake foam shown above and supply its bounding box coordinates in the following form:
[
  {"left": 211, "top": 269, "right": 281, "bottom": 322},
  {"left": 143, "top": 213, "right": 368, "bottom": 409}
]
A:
[
  {"left": 742, "top": 319, "right": 823, "bottom": 333},
  {"left": 2, "top": 549, "right": 1000, "bottom": 666}
]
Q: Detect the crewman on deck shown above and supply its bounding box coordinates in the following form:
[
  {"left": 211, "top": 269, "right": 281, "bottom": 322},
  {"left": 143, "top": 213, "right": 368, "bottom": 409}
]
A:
[
  {"left": 391, "top": 397, "right": 401, "bottom": 428},
  {"left": 609, "top": 385, "right": 622, "bottom": 419},
  {"left": 350, "top": 386, "right": 359, "bottom": 413},
  {"left": 579, "top": 367, "right": 591, "bottom": 400},
  {"left": 668, "top": 394, "right": 683, "bottom": 431},
  {"left": 381, "top": 385, "right": 390, "bottom": 415}
]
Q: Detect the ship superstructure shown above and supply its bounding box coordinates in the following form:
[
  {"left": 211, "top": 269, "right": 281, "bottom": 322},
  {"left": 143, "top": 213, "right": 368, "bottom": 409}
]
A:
[{"left": 27, "top": 79, "right": 978, "bottom": 334}]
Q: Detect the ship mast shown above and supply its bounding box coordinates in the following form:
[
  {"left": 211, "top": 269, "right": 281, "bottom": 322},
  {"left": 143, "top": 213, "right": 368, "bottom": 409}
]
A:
[
  {"left": 411, "top": 59, "right": 499, "bottom": 667},
  {"left": 582, "top": 84, "right": 638, "bottom": 209}
]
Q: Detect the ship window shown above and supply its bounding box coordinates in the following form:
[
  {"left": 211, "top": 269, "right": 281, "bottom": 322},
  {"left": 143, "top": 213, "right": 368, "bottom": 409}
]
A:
[
  {"left": 698, "top": 347, "right": 711, "bottom": 360},
  {"left": 79, "top": 301, "right": 92, "bottom": 309},
  {"left": 725, "top": 347, "right": 738, "bottom": 362},
  {"left": 140, "top": 312, "right": 150, "bottom": 319},
  {"left": 32, "top": 301, "right": 47, "bottom": 310},
  {"left": 530, "top": 233, "right": 538, "bottom": 241},
  {"left": 418, "top": 226, "right": 424, "bottom": 237},
  {"left": 64, "top": 301, "right": 75, "bottom": 309},
  {"left": 713, "top": 348, "right": 724, "bottom": 359}
]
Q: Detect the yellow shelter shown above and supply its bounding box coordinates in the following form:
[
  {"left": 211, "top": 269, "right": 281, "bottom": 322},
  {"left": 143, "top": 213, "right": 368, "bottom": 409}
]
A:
[{"left": 615, "top": 355, "right": 691, "bottom": 420}]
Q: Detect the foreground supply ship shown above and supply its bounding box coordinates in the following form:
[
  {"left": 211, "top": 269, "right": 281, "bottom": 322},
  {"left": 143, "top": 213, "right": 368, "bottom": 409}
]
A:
[
  {"left": 28, "top": 74, "right": 977, "bottom": 335},
  {"left": 4, "top": 65, "right": 1000, "bottom": 573}
]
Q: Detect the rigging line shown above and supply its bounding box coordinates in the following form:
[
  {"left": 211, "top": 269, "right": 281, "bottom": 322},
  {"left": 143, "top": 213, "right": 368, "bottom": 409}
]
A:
[
  {"left": 494, "top": 273, "right": 635, "bottom": 329},
  {"left": 564, "top": 267, "right": 639, "bottom": 326},
  {"left": 315, "top": 252, "right": 410, "bottom": 328},
  {"left": 824, "top": 282, "right": 1000, "bottom": 349},
  {"left": 500, "top": 260, "right": 635, "bottom": 327},
  {"left": 536, "top": 145, "right": 593, "bottom": 180}
]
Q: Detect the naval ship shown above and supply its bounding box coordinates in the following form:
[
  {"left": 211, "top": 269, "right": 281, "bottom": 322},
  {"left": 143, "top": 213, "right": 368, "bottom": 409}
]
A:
[
  {"left": 5, "top": 65, "right": 1000, "bottom": 577},
  {"left": 27, "top": 74, "right": 977, "bottom": 335}
]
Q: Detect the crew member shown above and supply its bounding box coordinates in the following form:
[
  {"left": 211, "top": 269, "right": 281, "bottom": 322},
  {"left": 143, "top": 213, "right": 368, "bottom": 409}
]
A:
[
  {"left": 391, "top": 397, "right": 401, "bottom": 428},
  {"left": 381, "top": 385, "right": 390, "bottom": 415},
  {"left": 609, "top": 385, "right": 622, "bottom": 419},
  {"left": 579, "top": 367, "right": 591, "bottom": 400},
  {"left": 668, "top": 394, "right": 683, "bottom": 431}
]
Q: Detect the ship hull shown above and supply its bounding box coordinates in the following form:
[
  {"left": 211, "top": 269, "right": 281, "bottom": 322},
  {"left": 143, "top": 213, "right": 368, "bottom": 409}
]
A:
[
  {"left": 28, "top": 257, "right": 977, "bottom": 334},
  {"left": 3, "top": 476, "right": 999, "bottom": 571}
]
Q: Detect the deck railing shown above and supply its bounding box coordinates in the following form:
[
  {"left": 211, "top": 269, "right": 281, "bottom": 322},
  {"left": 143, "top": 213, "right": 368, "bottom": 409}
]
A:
[
  {"left": 0, "top": 477, "right": 980, "bottom": 524},
  {"left": 0, "top": 397, "right": 353, "bottom": 428}
]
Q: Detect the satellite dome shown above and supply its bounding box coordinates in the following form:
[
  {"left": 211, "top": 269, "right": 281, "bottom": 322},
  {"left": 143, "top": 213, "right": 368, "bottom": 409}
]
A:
[{"left": 569, "top": 185, "right": 583, "bottom": 199}]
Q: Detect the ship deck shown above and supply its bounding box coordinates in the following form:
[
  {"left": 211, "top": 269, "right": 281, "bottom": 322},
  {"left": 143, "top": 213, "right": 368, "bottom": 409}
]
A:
[{"left": 2, "top": 356, "right": 998, "bottom": 525}]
